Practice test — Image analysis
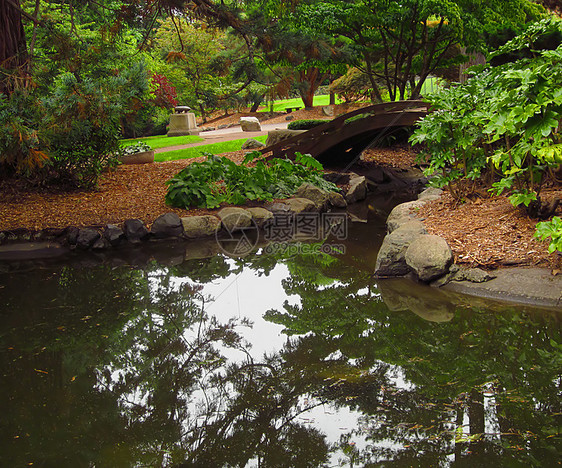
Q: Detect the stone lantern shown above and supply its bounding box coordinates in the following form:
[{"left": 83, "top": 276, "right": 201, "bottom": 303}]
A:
[{"left": 167, "top": 106, "right": 200, "bottom": 136}]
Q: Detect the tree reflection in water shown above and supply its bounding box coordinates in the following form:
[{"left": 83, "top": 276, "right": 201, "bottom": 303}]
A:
[{"left": 0, "top": 246, "right": 560, "bottom": 467}]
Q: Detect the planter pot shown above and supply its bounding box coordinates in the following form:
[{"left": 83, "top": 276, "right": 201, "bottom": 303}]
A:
[{"left": 119, "top": 150, "right": 155, "bottom": 165}]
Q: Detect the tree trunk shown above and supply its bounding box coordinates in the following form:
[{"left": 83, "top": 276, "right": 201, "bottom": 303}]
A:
[
  {"left": 249, "top": 94, "right": 264, "bottom": 112},
  {"left": 0, "top": 0, "right": 29, "bottom": 95},
  {"left": 329, "top": 91, "right": 336, "bottom": 105},
  {"left": 298, "top": 68, "right": 323, "bottom": 109}
]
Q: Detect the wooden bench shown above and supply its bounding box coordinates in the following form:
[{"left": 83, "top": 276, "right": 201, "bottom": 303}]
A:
[{"left": 285, "top": 107, "right": 301, "bottom": 113}]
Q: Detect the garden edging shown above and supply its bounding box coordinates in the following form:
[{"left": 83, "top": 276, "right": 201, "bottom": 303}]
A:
[
  {"left": 374, "top": 188, "right": 562, "bottom": 309},
  {"left": 0, "top": 175, "right": 368, "bottom": 262}
]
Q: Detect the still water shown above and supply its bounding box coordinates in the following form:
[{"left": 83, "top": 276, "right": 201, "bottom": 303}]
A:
[{"left": 0, "top": 196, "right": 560, "bottom": 467}]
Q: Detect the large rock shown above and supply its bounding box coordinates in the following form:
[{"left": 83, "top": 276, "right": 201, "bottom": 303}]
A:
[
  {"left": 405, "top": 234, "right": 453, "bottom": 282},
  {"left": 124, "top": 219, "right": 150, "bottom": 243},
  {"left": 386, "top": 200, "right": 427, "bottom": 233},
  {"left": 217, "top": 207, "right": 253, "bottom": 232},
  {"left": 295, "top": 183, "right": 331, "bottom": 211},
  {"left": 240, "top": 117, "right": 261, "bottom": 132},
  {"left": 181, "top": 215, "right": 221, "bottom": 238},
  {"left": 328, "top": 191, "right": 347, "bottom": 208},
  {"left": 345, "top": 175, "right": 367, "bottom": 204},
  {"left": 265, "top": 129, "right": 306, "bottom": 146},
  {"left": 246, "top": 207, "right": 274, "bottom": 227},
  {"left": 374, "top": 220, "right": 427, "bottom": 277},
  {"left": 103, "top": 224, "right": 125, "bottom": 246},
  {"left": 241, "top": 138, "right": 266, "bottom": 150},
  {"left": 418, "top": 187, "right": 443, "bottom": 201},
  {"left": 151, "top": 213, "right": 183, "bottom": 238},
  {"left": 269, "top": 198, "right": 317, "bottom": 215},
  {"left": 76, "top": 228, "right": 100, "bottom": 249}
]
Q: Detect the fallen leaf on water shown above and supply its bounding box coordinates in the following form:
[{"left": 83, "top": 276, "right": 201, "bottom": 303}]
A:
[{"left": 34, "top": 369, "right": 48, "bottom": 374}]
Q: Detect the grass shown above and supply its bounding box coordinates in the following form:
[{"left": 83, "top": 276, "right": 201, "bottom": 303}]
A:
[
  {"left": 156, "top": 135, "right": 267, "bottom": 162},
  {"left": 259, "top": 94, "right": 342, "bottom": 112},
  {"left": 120, "top": 134, "right": 204, "bottom": 150}
]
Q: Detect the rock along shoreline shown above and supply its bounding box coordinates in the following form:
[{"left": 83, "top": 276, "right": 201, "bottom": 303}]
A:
[{"left": 374, "top": 188, "right": 562, "bottom": 310}]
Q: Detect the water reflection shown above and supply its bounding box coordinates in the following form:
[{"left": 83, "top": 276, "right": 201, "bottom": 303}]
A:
[{"left": 0, "top": 234, "right": 560, "bottom": 467}]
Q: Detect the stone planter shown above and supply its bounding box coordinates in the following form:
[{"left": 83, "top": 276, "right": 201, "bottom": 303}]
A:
[{"left": 119, "top": 150, "right": 155, "bottom": 165}]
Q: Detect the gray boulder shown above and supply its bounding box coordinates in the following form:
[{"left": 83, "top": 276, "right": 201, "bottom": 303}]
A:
[
  {"left": 241, "top": 138, "right": 266, "bottom": 150},
  {"left": 328, "top": 191, "right": 347, "bottom": 208},
  {"left": 240, "top": 117, "right": 261, "bottom": 132},
  {"left": 124, "top": 219, "right": 150, "bottom": 243},
  {"left": 269, "top": 198, "right": 317, "bottom": 215},
  {"left": 386, "top": 200, "right": 427, "bottom": 232},
  {"left": 217, "top": 207, "right": 253, "bottom": 232},
  {"left": 151, "top": 213, "right": 183, "bottom": 238},
  {"left": 103, "top": 224, "right": 125, "bottom": 246},
  {"left": 181, "top": 215, "right": 221, "bottom": 238},
  {"left": 374, "top": 220, "right": 427, "bottom": 277},
  {"left": 246, "top": 207, "right": 274, "bottom": 227},
  {"left": 265, "top": 129, "right": 306, "bottom": 146},
  {"left": 92, "top": 238, "right": 110, "bottom": 250},
  {"left": 345, "top": 175, "right": 367, "bottom": 204},
  {"left": 76, "top": 228, "right": 100, "bottom": 249},
  {"left": 295, "top": 183, "right": 331, "bottom": 211},
  {"left": 453, "top": 267, "right": 496, "bottom": 283},
  {"left": 405, "top": 234, "right": 453, "bottom": 282},
  {"left": 418, "top": 187, "right": 443, "bottom": 202}
]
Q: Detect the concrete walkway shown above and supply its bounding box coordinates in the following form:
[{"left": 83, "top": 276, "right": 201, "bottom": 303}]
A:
[
  {"left": 154, "top": 123, "right": 289, "bottom": 154},
  {"left": 444, "top": 267, "right": 562, "bottom": 310}
]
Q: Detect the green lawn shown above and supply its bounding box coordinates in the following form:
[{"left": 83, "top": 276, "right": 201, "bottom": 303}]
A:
[
  {"left": 156, "top": 135, "right": 268, "bottom": 162},
  {"left": 259, "top": 94, "right": 342, "bottom": 112},
  {"left": 120, "top": 134, "right": 204, "bottom": 150}
]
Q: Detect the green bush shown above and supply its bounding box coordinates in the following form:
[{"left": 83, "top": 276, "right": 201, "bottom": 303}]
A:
[
  {"left": 535, "top": 217, "right": 562, "bottom": 254},
  {"left": 0, "top": 92, "right": 48, "bottom": 176},
  {"left": 41, "top": 73, "right": 131, "bottom": 188},
  {"left": 411, "top": 17, "right": 562, "bottom": 216},
  {"left": 0, "top": 66, "right": 153, "bottom": 188},
  {"left": 287, "top": 119, "right": 330, "bottom": 130},
  {"left": 165, "top": 152, "right": 337, "bottom": 209}
]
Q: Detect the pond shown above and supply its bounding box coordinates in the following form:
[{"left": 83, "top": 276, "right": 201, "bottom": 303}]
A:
[{"left": 0, "top": 194, "right": 560, "bottom": 467}]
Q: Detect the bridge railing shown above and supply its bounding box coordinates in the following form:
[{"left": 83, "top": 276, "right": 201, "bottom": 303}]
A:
[{"left": 260, "top": 100, "right": 430, "bottom": 160}]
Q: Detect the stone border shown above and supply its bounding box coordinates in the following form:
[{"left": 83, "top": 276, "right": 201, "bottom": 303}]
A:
[
  {"left": 0, "top": 177, "right": 370, "bottom": 261},
  {"left": 374, "top": 188, "right": 562, "bottom": 309}
]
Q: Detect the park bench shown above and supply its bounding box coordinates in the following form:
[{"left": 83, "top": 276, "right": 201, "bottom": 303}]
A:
[{"left": 285, "top": 106, "right": 301, "bottom": 113}]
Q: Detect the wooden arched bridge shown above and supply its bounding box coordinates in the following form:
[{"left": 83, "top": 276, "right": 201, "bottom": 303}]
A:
[{"left": 260, "top": 100, "right": 430, "bottom": 165}]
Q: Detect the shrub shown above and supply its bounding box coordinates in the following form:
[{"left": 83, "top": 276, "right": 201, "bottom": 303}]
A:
[
  {"left": 411, "top": 17, "right": 562, "bottom": 216},
  {"left": 287, "top": 119, "right": 330, "bottom": 130},
  {"left": 0, "top": 92, "right": 48, "bottom": 176},
  {"left": 535, "top": 217, "right": 562, "bottom": 254},
  {"left": 165, "top": 152, "right": 337, "bottom": 209},
  {"left": 41, "top": 73, "right": 128, "bottom": 188}
]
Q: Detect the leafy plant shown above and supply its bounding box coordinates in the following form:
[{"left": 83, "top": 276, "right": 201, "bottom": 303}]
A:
[
  {"left": 287, "top": 119, "right": 330, "bottom": 130},
  {"left": 411, "top": 17, "right": 562, "bottom": 216},
  {"left": 534, "top": 216, "right": 562, "bottom": 253},
  {"left": 165, "top": 152, "right": 338, "bottom": 209}
]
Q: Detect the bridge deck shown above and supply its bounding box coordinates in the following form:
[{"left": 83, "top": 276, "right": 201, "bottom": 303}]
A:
[{"left": 260, "top": 100, "right": 430, "bottom": 163}]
